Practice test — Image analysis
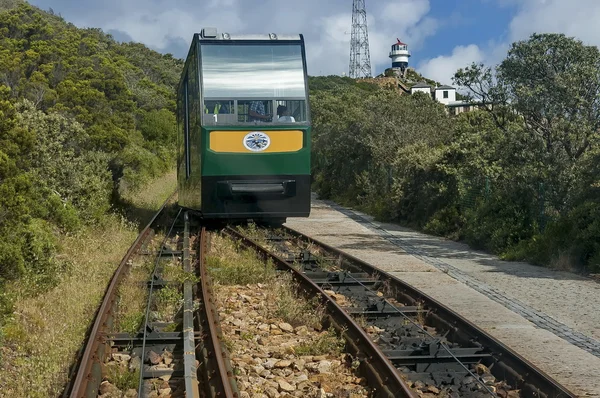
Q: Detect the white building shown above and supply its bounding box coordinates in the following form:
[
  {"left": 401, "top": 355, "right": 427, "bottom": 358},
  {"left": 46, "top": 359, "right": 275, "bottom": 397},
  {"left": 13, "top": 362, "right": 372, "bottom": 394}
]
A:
[
  {"left": 410, "top": 82, "right": 432, "bottom": 95},
  {"left": 434, "top": 85, "right": 456, "bottom": 105},
  {"left": 389, "top": 38, "right": 410, "bottom": 73}
]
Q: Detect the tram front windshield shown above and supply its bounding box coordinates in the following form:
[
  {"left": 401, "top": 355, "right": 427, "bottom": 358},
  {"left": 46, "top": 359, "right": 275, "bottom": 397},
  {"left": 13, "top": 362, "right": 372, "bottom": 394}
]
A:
[{"left": 201, "top": 43, "right": 308, "bottom": 124}]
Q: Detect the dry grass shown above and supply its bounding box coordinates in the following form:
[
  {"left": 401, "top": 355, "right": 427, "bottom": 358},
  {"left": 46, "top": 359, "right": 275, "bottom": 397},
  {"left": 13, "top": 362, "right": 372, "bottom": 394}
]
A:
[
  {"left": 0, "top": 170, "right": 178, "bottom": 398},
  {"left": 121, "top": 168, "right": 177, "bottom": 212},
  {"left": 114, "top": 257, "right": 154, "bottom": 335},
  {"left": 549, "top": 251, "right": 578, "bottom": 272},
  {"left": 207, "top": 233, "right": 277, "bottom": 285},
  {"left": 0, "top": 214, "right": 137, "bottom": 398},
  {"left": 120, "top": 168, "right": 177, "bottom": 226},
  {"left": 293, "top": 327, "right": 346, "bottom": 356},
  {"left": 208, "top": 233, "right": 323, "bottom": 329},
  {"left": 263, "top": 273, "right": 323, "bottom": 329}
]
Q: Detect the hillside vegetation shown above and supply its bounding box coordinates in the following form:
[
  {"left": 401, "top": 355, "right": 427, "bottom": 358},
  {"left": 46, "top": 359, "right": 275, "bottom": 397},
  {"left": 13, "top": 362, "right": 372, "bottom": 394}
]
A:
[
  {"left": 310, "top": 33, "right": 600, "bottom": 273},
  {"left": 0, "top": 2, "right": 183, "bottom": 309}
]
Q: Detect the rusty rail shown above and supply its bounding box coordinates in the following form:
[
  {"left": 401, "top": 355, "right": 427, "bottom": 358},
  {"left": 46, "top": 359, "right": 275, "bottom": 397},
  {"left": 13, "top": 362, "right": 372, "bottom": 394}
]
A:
[
  {"left": 281, "top": 225, "right": 576, "bottom": 398},
  {"left": 223, "top": 226, "right": 416, "bottom": 398},
  {"left": 67, "top": 193, "right": 176, "bottom": 398},
  {"left": 195, "top": 227, "right": 240, "bottom": 398}
]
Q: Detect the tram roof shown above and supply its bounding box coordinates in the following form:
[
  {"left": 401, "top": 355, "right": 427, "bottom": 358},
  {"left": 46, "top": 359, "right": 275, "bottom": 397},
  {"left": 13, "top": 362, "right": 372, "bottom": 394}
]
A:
[{"left": 196, "top": 28, "right": 302, "bottom": 42}]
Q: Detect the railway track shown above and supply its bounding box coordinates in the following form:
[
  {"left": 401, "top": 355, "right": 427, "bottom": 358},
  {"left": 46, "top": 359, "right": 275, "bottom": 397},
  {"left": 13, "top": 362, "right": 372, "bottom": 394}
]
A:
[
  {"left": 64, "top": 203, "right": 577, "bottom": 398},
  {"left": 225, "top": 224, "right": 577, "bottom": 398},
  {"left": 64, "top": 199, "right": 238, "bottom": 398}
]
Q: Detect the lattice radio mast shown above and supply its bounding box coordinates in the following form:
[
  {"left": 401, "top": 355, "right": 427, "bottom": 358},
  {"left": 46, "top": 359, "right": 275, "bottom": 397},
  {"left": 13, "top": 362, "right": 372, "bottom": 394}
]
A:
[{"left": 349, "top": 0, "right": 372, "bottom": 78}]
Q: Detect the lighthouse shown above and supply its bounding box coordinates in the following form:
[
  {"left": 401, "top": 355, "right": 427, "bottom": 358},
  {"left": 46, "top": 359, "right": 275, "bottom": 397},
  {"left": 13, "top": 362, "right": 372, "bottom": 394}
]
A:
[{"left": 389, "top": 38, "right": 410, "bottom": 76}]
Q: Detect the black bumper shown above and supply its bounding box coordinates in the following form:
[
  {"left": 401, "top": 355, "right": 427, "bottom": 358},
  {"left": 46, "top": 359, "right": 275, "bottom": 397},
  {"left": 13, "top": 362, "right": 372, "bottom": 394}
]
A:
[{"left": 200, "top": 175, "right": 311, "bottom": 219}]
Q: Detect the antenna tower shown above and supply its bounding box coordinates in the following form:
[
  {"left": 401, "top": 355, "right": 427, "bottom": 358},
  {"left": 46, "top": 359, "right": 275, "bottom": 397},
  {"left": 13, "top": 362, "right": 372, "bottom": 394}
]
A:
[{"left": 349, "top": 0, "right": 372, "bottom": 78}]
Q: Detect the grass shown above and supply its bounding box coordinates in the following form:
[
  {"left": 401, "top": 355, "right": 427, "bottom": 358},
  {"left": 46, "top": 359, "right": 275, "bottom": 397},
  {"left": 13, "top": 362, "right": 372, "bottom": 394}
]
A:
[
  {"left": 105, "top": 363, "right": 140, "bottom": 391},
  {"left": 0, "top": 214, "right": 138, "bottom": 398},
  {"left": 207, "top": 234, "right": 277, "bottom": 285},
  {"left": 114, "top": 257, "right": 154, "bottom": 335},
  {"left": 0, "top": 170, "right": 178, "bottom": 398},
  {"left": 153, "top": 286, "right": 183, "bottom": 322},
  {"left": 264, "top": 273, "right": 323, "bottom": 329},
  {"left": 294, "top": 327, "right": 346, "bottom": 356},
  {"left": 120, "top": 168, "right": 177, "bottom": 223}
]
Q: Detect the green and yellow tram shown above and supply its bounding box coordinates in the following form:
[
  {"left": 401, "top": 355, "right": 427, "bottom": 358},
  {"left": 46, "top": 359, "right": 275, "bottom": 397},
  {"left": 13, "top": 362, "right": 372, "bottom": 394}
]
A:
[{"left": 176, "top": 28, "right": 311, "bottom": 222}]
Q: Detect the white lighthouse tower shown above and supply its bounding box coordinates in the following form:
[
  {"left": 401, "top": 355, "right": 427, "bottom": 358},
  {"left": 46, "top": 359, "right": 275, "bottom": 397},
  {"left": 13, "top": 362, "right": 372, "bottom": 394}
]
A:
[{"left": 389, "top": 38, "right": 410, "bottom": 76}]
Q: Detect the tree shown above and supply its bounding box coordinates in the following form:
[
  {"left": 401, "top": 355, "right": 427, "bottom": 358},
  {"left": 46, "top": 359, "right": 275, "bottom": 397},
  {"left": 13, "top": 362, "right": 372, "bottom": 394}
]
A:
[{"left": 454, "top": 33, "right": 600, "bottom": 211}]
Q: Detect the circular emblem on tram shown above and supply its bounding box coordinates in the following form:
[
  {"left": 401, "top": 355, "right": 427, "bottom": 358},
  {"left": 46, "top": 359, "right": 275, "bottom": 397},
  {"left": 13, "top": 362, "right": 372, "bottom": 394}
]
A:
[{"left": 243, "top": 131, "right": 271, "bottom": 152}]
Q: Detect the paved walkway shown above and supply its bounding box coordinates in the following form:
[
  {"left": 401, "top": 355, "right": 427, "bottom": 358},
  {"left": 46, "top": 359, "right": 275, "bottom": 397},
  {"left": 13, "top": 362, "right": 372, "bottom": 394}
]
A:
[{"left": 286, "top": 198, "right": 600, "bottom": 397}]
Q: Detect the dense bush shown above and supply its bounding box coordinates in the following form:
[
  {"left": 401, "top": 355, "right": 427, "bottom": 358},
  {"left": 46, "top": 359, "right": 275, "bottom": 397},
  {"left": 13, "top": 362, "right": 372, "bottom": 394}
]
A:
[
  {"left": 310, "top": 33, "right": 600, "bottom": 273},
  {"left": 0, "top": 2, "right": 183, "bottom": 291}
]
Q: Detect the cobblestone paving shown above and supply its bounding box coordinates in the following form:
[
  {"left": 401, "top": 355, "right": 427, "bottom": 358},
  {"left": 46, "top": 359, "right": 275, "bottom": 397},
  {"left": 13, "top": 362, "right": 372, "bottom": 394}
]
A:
[{"left": 325, "top": 201, "right": 600, "bottom": 358}]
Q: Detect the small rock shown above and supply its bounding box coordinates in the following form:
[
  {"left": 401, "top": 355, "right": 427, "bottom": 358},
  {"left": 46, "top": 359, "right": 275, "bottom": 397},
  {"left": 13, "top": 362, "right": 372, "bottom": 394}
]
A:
[
  {"left": 159, "top": 374, "right": 171, "bottom": 382},
  {"left": 260, "top": 369, "right": 271, "bottom": 378},
  {"left": 147, "top": 350, "right": 162, "bottom": 365},
  {"left": 159, "top": 387, "right": 172, "bottom": 396},
  {"left": 318, "top": 388, "right": 327, "bottom": 398},
  {"left": 263, "top": 358, "right": 279, "bottom": 369},
  {"left": 294, "top": 326, "right": 309, "bottom": 336},
  {"left": 148, "top": 392, "right": 159, "bottom": 398},
  {"left": 481, "top": 374, "right": 496, "bottom": 385},
  {"left": 265, "top": 386, "right": 279, "bottom": 398},
  {"left": 412, "top": 380, "right": 426, "bottom": 390},
  {"left": 426, "top": 385, "right": 440, "bottom": 394},
  {"left": 124, "top": 389, "right": 138, "bottom": 398},
  {"left": 293, "top": 359, "right": 305, "bottom": 371},
  {"left": 313, "top": 355, "right": 327, "bottom": 361},
  {"left": 253, "top": 365, "right": 265, "bottom": 374},
  {"left": 129, "top": 356, "right": 141, "bottom": 371},
  {"left": 317, "top": 360, "right": 332, "bottom": 374},
  {"left": 279, "top": 323, "right": 293, "bottom": 332},
  {"left": 474, "top": 364, "right": 489, "bottom": 374},
  {"left": 275, "top": 359, "right": 292, "bottom": 368},
  {"left": 99, "top": 381, "right": 118, "bottom": 395},
  {"left": 278, "top": 379, "right": 295, "bottom": 392},
  {"left": 295, "top": 374, "right": 309, "bottom": 383},
  {"left": 112, "top": 353, "right": 131, "bottom": 363}
]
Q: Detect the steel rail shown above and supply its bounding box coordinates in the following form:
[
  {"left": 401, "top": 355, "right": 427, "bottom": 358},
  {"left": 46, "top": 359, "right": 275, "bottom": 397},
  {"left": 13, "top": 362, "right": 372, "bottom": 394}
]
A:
[
  {"left": 137, "top": 207, "right": 182, "bottom": 397},
  {"left": 67, "top": 192, "right": 177, "bottom": 398},
  {"left": 196, "top": 227, "right": 240, "bottom": 398},
  {"left": 282, "top": 225, "right": 577, "bottom": 398},
  {"left": 182, "top": 212, "right": 201, "bottom": 397},
  {"left": 223, "top": 226, "right": 416, "bottom": 398}
]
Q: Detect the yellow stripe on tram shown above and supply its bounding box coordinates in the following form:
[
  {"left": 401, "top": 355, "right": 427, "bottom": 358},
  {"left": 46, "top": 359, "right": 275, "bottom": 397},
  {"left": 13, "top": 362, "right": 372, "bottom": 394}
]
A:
[{"left": 209, "top": 130, "right": 304, "bottom": 153}]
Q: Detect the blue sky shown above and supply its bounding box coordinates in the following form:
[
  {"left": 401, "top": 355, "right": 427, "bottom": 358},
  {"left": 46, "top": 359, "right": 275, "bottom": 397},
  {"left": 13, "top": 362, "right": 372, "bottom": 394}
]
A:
[{"left": 25, "top": 0, "right": 600, "bottom": 85}]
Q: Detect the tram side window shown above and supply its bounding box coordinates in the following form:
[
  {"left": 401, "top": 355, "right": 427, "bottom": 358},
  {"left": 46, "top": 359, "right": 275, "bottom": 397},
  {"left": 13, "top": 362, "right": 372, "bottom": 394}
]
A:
[
  {"left": 275, "top": 100, "right": 306, "bottom": 123},
  {"left": 184, "top": 80, "right": 190, "bottom": 178}
]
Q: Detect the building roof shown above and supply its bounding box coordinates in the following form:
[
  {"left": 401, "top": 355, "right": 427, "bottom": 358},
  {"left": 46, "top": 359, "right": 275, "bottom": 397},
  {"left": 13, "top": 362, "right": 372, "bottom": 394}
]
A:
[
  {"left": 395, "top": 38, "right": 407, "bottom": 45},
  {"left": 436, "top": 85, "right": 455, "bottom": 90},
  {"left": 411, "top": 82, "right": 431, "bottom": 88}
]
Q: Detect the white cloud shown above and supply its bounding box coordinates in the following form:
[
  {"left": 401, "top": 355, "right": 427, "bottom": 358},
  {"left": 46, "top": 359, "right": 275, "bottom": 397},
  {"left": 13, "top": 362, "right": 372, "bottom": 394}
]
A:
[
  {"left": 28, "top": 0, "right": 440, "bottom": 76},
  {"left": 418, "top": 44, "right": 485, "bottom": 85},
  {"left": 417, "top": 0, "right": 600, "bottom": 87},
  {"left": 508, "top": 0, "right": 600, "bottom": 46}
]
